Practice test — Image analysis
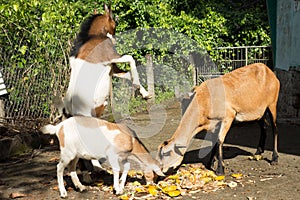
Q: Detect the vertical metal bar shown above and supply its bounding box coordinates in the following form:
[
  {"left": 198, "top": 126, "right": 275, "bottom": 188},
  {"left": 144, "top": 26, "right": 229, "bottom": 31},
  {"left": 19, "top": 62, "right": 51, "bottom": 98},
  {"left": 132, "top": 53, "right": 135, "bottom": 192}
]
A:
[{"left": 245, "top": 46, "right": 248, "bottom": 65}]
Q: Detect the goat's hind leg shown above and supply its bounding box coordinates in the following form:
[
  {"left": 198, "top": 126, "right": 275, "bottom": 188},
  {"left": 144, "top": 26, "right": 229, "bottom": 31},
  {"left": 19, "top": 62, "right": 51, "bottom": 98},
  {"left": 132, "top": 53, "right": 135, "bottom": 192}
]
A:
[
  {"left": 57, "top": 159, "right": 70, "bottom": 198},
  {"left": 255, "top": 116, "right": 267, "bottom": 156},
  {"left": 119, "top": 160, "right": 130, "bottom": 191},
  {"left": 69, "top": 157, "right": 87, "bottom": 192},
  {"left": 268, "top": 105, "right": 279, "bottom": 164}
]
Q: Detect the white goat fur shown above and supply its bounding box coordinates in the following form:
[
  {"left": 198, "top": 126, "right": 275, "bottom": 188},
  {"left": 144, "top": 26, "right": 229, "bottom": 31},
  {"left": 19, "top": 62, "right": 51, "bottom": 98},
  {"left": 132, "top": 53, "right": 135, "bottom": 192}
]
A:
[{"left": 41, "top": 116, "right": 164, "bottom": 198}]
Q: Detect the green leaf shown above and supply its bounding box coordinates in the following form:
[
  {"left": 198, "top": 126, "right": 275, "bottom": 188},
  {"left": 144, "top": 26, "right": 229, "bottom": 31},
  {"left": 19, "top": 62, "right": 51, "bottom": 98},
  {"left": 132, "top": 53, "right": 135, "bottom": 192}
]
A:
[
  {"left": 19, "top": 45, "right": 27, "bottom": 55},
  {"left": 13, "top": 4, "right": 19, "bottom": 12}
]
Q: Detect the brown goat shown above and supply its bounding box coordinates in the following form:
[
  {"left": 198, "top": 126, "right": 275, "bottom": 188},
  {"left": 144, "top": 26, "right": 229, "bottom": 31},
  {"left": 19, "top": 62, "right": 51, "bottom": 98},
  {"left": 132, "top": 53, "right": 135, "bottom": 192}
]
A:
[{"left": 157, "top": 63, "right": 280, "bottom": 175}]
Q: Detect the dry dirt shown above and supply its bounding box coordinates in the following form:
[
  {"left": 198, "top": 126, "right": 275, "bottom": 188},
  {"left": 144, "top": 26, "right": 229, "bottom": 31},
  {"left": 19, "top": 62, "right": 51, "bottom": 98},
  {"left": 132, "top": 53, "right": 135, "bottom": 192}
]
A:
[{"left": 0, "top": 100, "right": 300, "bottom": 200}]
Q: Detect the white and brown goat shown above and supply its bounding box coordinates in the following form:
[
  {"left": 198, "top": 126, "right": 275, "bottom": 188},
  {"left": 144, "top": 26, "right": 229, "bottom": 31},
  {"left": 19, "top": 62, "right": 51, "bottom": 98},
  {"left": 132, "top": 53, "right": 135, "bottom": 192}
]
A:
[
  {"left": 40, "top": 116, "right": 164, "bottom": 198},
  {"left": 157, "top": 63, "right": 280, "bottom": 175}
]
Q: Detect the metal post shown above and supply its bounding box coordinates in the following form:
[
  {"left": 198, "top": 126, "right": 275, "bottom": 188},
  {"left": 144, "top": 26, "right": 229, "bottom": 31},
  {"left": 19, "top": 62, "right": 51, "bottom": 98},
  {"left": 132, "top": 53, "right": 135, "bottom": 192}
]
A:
[{"left": 245, "top": 46, "right": 248, "bottom": 66}]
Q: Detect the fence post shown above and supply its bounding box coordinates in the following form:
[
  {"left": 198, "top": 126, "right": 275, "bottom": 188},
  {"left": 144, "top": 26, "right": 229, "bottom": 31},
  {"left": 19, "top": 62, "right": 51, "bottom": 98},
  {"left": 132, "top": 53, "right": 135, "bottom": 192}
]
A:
[
  {"left": 146, "top": 54, "right": 155, "bottom": 104},
  {"left": 0, "top": 71, "right": 8, "bottom": 123},
  {"left": 0, "top": 100, "right": 5, "bottom": 123},
  {"left": 245, "top": 46, "right": 248, "bottom": 66}
]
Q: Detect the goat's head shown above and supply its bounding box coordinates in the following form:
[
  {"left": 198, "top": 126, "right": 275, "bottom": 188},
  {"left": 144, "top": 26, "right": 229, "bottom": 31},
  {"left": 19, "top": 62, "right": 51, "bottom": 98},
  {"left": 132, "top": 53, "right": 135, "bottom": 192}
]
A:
[
  {"left": 143, "top": 161, "right": 165, "bottom": 184},
  {"left": 157, "top": 140, "right": 186, "bottom": 173}
]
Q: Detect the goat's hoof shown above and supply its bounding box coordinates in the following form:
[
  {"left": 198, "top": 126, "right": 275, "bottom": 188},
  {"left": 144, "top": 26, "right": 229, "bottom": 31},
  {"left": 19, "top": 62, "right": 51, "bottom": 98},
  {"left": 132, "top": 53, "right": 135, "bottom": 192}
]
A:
[
  {"left": 60, "top": 191, "right": 67, "bottom": 198},
  {"left": 115, "top": 188, "right": 124, "bottom": 195},
  {"left": 143, "top": 94, "right": 152, "bottom": 100},
  {"left": 270, "top": 160, "right": 278, "bottom": 165},
  {"left": 78, "top": 185, "right": 87, "bottom": 192},
  {"left": 215, "top": 167, "right": 225, "bottom": 176}
]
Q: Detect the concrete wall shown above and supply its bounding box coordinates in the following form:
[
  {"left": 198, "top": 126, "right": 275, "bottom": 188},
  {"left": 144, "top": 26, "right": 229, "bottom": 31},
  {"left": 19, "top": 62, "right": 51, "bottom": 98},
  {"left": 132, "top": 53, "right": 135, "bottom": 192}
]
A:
[
  {"left": 275, "top": 0, "right": 300, "bottom": 70},
  {"left": 276, "top": 67, "right": 300, "bottom": 119}
]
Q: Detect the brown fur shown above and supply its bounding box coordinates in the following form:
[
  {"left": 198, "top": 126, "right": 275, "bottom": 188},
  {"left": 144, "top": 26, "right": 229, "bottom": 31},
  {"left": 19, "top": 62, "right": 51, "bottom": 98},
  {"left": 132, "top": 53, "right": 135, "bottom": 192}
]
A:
[
  {"left": 88, "top": 13, "right": 115, "bottom": 36},
  {"left": 77, "top": 37, "right": 120, "bottom": 63},
  {"left": 58, "top": 127, "right": 65, "bottom": 148},
  {"left": 74, "top": 4, "right": 118, "bottom": 63},
  {"left": 95, "top": 104, "right": 106, "bottom": 118},
  {"left": 114, "top": 131, "right": 133, "bottom": 152},
  {"left": 74, "top": 116, "right": 126, "bottom": 132}
]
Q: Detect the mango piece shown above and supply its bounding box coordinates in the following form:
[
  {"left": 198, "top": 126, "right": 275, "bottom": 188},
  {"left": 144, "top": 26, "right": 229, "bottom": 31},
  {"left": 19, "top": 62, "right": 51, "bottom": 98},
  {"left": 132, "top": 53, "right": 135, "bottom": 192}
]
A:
[
  {"left": 167, "top": 190, "right": 181, "bottom": 197},
  {"left": 148, "top": 185, "right": 158, "bottom": 196},
  {"left": 231, "top": 173, "right": 243, "bottom": 179},
  {"left": 215, "top": 175, "right": 225, "bottom": 181}
]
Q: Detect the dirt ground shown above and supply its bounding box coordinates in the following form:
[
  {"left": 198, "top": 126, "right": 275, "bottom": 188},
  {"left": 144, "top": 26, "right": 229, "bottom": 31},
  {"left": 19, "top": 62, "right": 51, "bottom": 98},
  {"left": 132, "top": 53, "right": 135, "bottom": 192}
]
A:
[{"left": 0, "top": 100, "right": 299, "bottom": 200}]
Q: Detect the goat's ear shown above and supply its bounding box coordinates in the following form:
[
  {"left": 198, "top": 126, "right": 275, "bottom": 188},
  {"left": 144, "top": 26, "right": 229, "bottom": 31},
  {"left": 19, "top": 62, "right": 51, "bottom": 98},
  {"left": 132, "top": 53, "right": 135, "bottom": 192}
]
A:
[
  {"left": 104, "top": 3, "right": 113, "bottom": 19},
  {"left": 104, "top": 4, "right": 109, "bottom": 13}
]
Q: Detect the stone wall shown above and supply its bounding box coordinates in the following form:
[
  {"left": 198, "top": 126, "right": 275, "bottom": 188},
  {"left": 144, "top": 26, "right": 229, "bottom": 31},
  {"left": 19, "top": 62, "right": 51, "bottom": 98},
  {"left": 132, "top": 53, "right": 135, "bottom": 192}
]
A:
[{"left": 276, "top": 67, "right": 300, "bottom": 119}]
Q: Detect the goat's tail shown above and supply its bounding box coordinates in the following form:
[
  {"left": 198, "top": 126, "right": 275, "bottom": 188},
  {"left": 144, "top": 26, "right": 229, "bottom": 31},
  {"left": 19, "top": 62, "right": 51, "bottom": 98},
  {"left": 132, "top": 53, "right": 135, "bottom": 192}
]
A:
[{"left": 40, "top": 124, "right": 57, "bottom": 135}]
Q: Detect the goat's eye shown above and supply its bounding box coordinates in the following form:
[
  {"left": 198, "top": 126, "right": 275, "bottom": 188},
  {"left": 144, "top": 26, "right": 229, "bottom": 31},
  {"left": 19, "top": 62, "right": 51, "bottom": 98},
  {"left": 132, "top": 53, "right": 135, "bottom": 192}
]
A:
[{"left": 163, "top": 151, "right": 171, "bottom": 157}]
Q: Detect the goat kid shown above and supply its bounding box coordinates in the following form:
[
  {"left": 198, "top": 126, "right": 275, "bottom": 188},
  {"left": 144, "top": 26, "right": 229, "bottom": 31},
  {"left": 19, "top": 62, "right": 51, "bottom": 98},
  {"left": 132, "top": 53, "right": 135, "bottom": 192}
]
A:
[
  {"left": 157, "top": 63, "right": 280, "bottom": 175},
  {"left": 40, "top": 116, "right": 164, "bottom": 198}
]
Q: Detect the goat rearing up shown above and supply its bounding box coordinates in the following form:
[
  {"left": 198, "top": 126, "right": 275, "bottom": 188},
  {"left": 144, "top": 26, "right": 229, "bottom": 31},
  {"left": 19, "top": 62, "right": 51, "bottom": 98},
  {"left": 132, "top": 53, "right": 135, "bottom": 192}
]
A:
[
  {"left": 157, "top": 63, "right": 280, "bottom": 175},
  {"left": 40, "top": 116, "right": 164, "bottom": 198}
]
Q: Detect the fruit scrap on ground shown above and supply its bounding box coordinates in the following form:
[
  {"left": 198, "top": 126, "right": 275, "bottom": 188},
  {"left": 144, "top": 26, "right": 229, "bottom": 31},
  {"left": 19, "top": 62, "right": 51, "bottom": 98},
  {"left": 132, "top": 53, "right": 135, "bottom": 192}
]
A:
[{"left": 95, "top": 163, "right": 244, "bottom": 199}]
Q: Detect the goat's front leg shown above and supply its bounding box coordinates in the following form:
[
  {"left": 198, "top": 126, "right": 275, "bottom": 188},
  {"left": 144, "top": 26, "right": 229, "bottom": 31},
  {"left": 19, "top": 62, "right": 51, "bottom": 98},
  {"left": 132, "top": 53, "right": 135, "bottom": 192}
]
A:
[
  {"left": 215, "top": 117, "right": 234, "bottom": 175},
  {"left": 110, "top": 55, "right": 151, "bottom": 99},
  {"left": 216, "top": 142, "right": 225, "bottom": 175},
  {"left": 69, "top": 157, "right": 86, "bottom": 192},
  {"left": 119, "top": 161, "right": 130, "bottom": 191},
  {"left": 114, "top": 71, "right": 151, "bottom": 99}
]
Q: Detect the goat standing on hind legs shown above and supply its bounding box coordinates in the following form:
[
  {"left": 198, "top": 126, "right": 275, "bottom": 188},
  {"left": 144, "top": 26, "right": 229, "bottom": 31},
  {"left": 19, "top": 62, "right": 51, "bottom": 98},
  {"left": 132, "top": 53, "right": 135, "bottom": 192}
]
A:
[{"left": 157, "top": 63, "right": 280, "bottom": 175}]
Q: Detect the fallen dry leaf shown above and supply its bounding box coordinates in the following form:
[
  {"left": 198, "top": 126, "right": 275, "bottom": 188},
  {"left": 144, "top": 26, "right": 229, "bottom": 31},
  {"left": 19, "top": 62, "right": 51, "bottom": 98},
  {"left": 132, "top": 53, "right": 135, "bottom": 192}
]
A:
[
  {"left": 48, "top": 157, "right": 59, "bottom": 162},
  {"left": 9, "top": 192, "right": 27, "bottom": 199},
  {"left": 52, "top": 186, "right": 59, "bottom": 191},
  {"left": 215, "top": 175, "right": 225, "bottom": 181},
  {"left": 231, "top": 173, "right": 243, "bottom": 179},
  {"left": 166, "top": 190, "right": 181, "bottom": 197},
  {"left": 147, "top": 185, "right": 159, "bottom": 196}
]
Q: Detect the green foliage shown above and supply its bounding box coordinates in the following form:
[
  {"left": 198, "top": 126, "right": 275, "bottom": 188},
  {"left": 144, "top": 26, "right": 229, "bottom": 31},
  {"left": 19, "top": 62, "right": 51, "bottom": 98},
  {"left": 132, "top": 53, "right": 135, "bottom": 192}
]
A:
[{"left": 0, "top": 0, "right": 271, "bottom": 117}]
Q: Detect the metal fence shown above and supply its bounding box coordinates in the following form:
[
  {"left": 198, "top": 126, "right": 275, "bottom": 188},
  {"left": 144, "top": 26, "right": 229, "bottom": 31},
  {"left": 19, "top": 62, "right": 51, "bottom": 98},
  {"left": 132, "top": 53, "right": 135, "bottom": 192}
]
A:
[
  {"left": 0, "top": 45, "right": 70, "bottom": 131},
  {"left": 0, "top": 45, "right": 272, "bottom": 131},
  {"left": 210, "top": 46, "right": 273, "bottom": 71}
]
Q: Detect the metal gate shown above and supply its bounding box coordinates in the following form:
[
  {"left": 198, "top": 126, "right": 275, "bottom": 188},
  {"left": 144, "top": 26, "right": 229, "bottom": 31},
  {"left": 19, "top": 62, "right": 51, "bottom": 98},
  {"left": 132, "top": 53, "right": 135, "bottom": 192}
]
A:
[{"left": 210, "top": 46, "right": 273, "bottom": 71}]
